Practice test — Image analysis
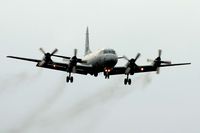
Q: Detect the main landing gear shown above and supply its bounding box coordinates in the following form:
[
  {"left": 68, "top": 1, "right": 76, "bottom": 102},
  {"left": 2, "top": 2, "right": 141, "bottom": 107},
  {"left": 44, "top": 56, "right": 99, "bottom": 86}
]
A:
[
  {"left": 66, "top": 73, "right": 73, "bottom": 83},
  {"left": 124, "top": 75, "right": 131, "bottom": 85}
]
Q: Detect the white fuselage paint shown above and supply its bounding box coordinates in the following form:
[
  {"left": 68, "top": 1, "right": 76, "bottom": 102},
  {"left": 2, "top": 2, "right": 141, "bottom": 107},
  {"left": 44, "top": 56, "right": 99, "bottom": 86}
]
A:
[{"left": 81, "top": 48, "right": 118, "bottom": 69}]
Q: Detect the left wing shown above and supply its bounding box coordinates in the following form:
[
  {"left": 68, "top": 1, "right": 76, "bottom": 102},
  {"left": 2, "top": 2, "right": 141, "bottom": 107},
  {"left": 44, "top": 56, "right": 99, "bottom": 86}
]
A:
[{"left": 110, "top": 63, "right": 191, "bottom": 75}]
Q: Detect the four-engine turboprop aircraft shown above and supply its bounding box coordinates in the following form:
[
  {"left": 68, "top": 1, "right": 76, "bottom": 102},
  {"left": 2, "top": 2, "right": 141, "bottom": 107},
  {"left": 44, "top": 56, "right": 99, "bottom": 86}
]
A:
[{"left": 7, "top": 27, "right": 191, "bottom": 85}]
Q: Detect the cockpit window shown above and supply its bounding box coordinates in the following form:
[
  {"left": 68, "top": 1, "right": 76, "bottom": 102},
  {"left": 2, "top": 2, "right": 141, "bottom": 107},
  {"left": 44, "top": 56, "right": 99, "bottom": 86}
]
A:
[{"left": 103, "top": 49, "right": 116, "bottom": 54}]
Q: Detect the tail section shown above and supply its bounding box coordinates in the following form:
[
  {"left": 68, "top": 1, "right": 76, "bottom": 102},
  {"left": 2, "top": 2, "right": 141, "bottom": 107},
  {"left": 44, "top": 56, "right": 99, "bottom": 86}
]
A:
[{"left": 85, "top": 27, "right": 91, "bottom": 55}]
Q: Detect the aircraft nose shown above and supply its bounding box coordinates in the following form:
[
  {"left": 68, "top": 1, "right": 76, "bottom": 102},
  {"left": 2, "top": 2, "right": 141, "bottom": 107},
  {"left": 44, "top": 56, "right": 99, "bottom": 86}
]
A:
[{"left": 104, "top": 55, "right": 118, "bottom": 67}]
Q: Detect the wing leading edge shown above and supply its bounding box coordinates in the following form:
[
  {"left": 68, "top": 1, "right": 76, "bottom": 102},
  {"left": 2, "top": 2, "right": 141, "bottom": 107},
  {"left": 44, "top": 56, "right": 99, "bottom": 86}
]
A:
[
  {"left": 7, "top": 56, "right": 93, "bottom": 75},
  {"left": 7, "top": 56, "right": 40, "bottom": 62},
  {"left": 110, "top": 62, "right": 191, "bottom": 75}
]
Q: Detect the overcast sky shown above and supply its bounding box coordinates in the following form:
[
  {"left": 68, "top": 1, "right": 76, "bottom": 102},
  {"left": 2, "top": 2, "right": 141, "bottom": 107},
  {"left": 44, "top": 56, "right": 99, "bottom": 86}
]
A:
[{"left": 0, "top": 0, "right": 199, "bottom": 133}]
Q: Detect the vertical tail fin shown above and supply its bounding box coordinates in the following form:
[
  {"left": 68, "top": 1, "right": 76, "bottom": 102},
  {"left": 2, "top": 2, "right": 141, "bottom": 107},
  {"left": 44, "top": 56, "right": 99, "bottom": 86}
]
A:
[{"left": 85, "top": 27, "right": 91, "bottom": 55}]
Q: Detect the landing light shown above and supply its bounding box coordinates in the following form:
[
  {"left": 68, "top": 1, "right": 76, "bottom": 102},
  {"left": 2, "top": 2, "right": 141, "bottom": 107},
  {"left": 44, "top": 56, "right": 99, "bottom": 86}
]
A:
[
  {"left": 104, "top": 68, "right": 112, "bottom": 73},
  {"left": 140, "top": 67, "right": 144, "bottom": 71}
]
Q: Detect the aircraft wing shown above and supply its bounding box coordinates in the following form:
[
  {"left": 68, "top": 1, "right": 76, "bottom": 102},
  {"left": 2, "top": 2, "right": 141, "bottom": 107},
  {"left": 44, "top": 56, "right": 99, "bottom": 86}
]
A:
[
  {"left": 109, "top": 66, "right": 155, "bottom": 75},
  {"left": 7, "top": 56, "right": 40, "bottom": 62},
  {"left": 39, "top": 62, "right": 92, "bottom": 75},
  {"left": 110, "top": 63, "right": 191, "bottom": 75},
  {"left": 7, "top": 56, "right": 93, "bottom": 75},
  {"left": 52, "top": 55, "right": 71, "bottom": 59},
  {"left": 159, "top": 63, "right": 191, "bottom": 67},
  {"left": 136, "top": 63, "right": 191, "bottom": 73}
]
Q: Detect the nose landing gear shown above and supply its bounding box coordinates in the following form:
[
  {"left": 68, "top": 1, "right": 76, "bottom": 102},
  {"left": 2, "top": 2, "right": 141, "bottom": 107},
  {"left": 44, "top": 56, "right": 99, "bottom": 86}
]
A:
[
  {"left": 105, "top": 74, "right": 110, "bottom": 79},
  {"left": 104, "top": 67, "right": 111, "bottom": 79}
]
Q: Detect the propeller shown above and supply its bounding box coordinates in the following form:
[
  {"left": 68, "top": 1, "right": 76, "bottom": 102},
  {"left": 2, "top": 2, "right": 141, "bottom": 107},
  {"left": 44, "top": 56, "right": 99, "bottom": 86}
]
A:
[
  {"left": 51, "top": 48, "right": 58, "bottom": 56},
  {"left": 39, "top": 48, "right": 58, "bottom": 56},
  {"left": 147, "top": 49, "right": 171, "bottom": 74},
  {"left": 158, "top": 49, "right": 162, "bottom": 57},
  {"left": 123, "top": 53, "right": 141, "bottom": 64},
  {"left": 39, "top": 48, "right": 46, "bottom": 54},
  {"left": 71, "top": 49, "right": 82, "bottom": 62},
  {"left": 69, "top": 49, "right": 82, "bottom": 66},
  {"left": 156, "top": 67, "right": 160, "bottom": 74},
  {"left": 38, "top": 48, "right": 58, "bottom": 66},
  {"left": 74, "top": 49, "right": 77, "bottom": 57},
  {"left": 66, "top": 48, "right": 83, "bottom": 73},
  {"left": 123, "top": 53, "right": 141, "bottom": 74},
  {"left": 52, "top": 48, "right": 83, "bottom": 63}
]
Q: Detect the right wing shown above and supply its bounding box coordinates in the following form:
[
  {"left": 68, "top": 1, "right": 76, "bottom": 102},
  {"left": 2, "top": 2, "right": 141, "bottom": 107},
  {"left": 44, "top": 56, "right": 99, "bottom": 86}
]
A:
[
  {"left": 7, "top": 56, "right": 93, "bottom": 75},
  {"left": 7, "top": 56, "right": 40, "bottom": 62}
]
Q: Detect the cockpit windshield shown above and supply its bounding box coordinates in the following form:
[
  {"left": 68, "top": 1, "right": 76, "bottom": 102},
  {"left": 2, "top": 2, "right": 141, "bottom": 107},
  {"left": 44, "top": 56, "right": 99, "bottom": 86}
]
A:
[{"left": 103, "top": 49, "right": 116, "bottom": 54}]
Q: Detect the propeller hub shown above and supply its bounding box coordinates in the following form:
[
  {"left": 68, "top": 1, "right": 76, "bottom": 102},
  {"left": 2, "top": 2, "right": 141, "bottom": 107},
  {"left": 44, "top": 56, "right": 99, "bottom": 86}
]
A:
[
  {"left": 39, "top": 48, "right": 58, "bottom": 64},
  {"left": 147, "top": 49, "right": 171, "bottom": 74},
  {"left": 129, "top": 58, "right": 135, "bottom": 65}
]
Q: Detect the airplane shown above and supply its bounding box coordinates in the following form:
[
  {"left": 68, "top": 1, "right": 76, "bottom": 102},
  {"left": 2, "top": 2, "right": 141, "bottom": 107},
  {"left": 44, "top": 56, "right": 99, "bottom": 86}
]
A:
[{"left": 7, "top": 27, "right": 191, "bottom": 85}]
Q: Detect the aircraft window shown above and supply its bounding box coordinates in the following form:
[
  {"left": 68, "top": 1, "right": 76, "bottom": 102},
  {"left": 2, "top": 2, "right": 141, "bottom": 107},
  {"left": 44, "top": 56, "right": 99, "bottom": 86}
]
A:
[
  {"left": 109, "top": 50, "right": 115, "bottom": 54},
  {"left": 103, "top": 50, "right": 116, "bottom": 54},
  {"left": 103, "top": 50, "right": 109, "bottom": 54}
]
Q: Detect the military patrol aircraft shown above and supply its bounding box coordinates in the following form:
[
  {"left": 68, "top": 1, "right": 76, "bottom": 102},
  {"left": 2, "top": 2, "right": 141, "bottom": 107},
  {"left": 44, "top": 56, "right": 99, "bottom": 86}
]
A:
[{"left": 7, "top": 27, "right": 191, "bottom": 85}]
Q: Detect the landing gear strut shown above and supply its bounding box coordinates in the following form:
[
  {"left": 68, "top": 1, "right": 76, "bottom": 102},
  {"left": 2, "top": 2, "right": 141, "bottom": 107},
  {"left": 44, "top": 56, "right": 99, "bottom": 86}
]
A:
[
  {"left": 105, "top": 74, "right": 110, "bottom": 79},
  {"left": 124, "top": 75, "right": 131, "bottom": 85},
  {"left": 66, "top": 73, "right": 73, "bottom": 83},
  {"left": 104, "top": 72, "right": 110, "bottom": 79}
]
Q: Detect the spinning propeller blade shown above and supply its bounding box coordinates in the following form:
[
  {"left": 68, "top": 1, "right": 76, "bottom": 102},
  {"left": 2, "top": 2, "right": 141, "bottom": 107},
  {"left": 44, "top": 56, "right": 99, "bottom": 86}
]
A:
[
  {"left": 39, "top": 48, "right": 46, "bottom": 54},
  {"left": 51, "top": 48, "right": 58, "bottom": 55},
  {"left": 74, "top": 49, "right": 77, "bottom": 57},
  {"left": 135, "top": 53, "right": 141, "bottom": 62},
  {"left": 158, "top": 49, "right": 162, "bottom": 57}
]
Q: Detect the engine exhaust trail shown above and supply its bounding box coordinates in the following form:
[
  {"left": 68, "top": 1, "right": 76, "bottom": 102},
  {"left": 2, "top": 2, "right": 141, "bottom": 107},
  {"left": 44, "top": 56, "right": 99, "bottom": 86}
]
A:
[
  {"left": 11, "top": 75, "right": 66, "bottom": 133},
  {"left": 10, "top": 74, "right": 152, "bottom": 133},
  {"left": 0, "top": 70, "right": 42, "bottom": 94},
  {"left": 48, "top": 74, "right": 153, "bottom": 128}
]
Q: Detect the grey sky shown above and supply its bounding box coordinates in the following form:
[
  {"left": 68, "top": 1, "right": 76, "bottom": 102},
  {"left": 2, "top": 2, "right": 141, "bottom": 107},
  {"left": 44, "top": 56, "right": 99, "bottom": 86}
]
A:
[{"left": 0, "top": 0, "right": 199, "bottom": 133}]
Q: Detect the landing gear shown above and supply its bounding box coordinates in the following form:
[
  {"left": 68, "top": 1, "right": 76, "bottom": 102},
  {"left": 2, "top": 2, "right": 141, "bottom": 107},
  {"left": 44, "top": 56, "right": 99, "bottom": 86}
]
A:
[
  {"left": 66, "top": 73, "right": 74, "bottom": 83},
  {"left": 105, "top": 74, "right": 110, "bottom": 79},
  {"left": 124, "top": 75, "right": 131, "bottom": 85},
  {"left": 104, "top": 67, "right": 111, "bottom": 79},
  {"left": 94, "top": 73, "right": 98, "bottom": 77},
  {"left": 66, "top": 76, "right": 73, "bottom": 83}
]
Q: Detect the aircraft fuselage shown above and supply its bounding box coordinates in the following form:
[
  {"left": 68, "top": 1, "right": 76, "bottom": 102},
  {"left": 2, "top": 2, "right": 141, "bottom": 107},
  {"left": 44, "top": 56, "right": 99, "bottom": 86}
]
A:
[{"left": 82, "top": 48, "right": 118, "bottom": 71}]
